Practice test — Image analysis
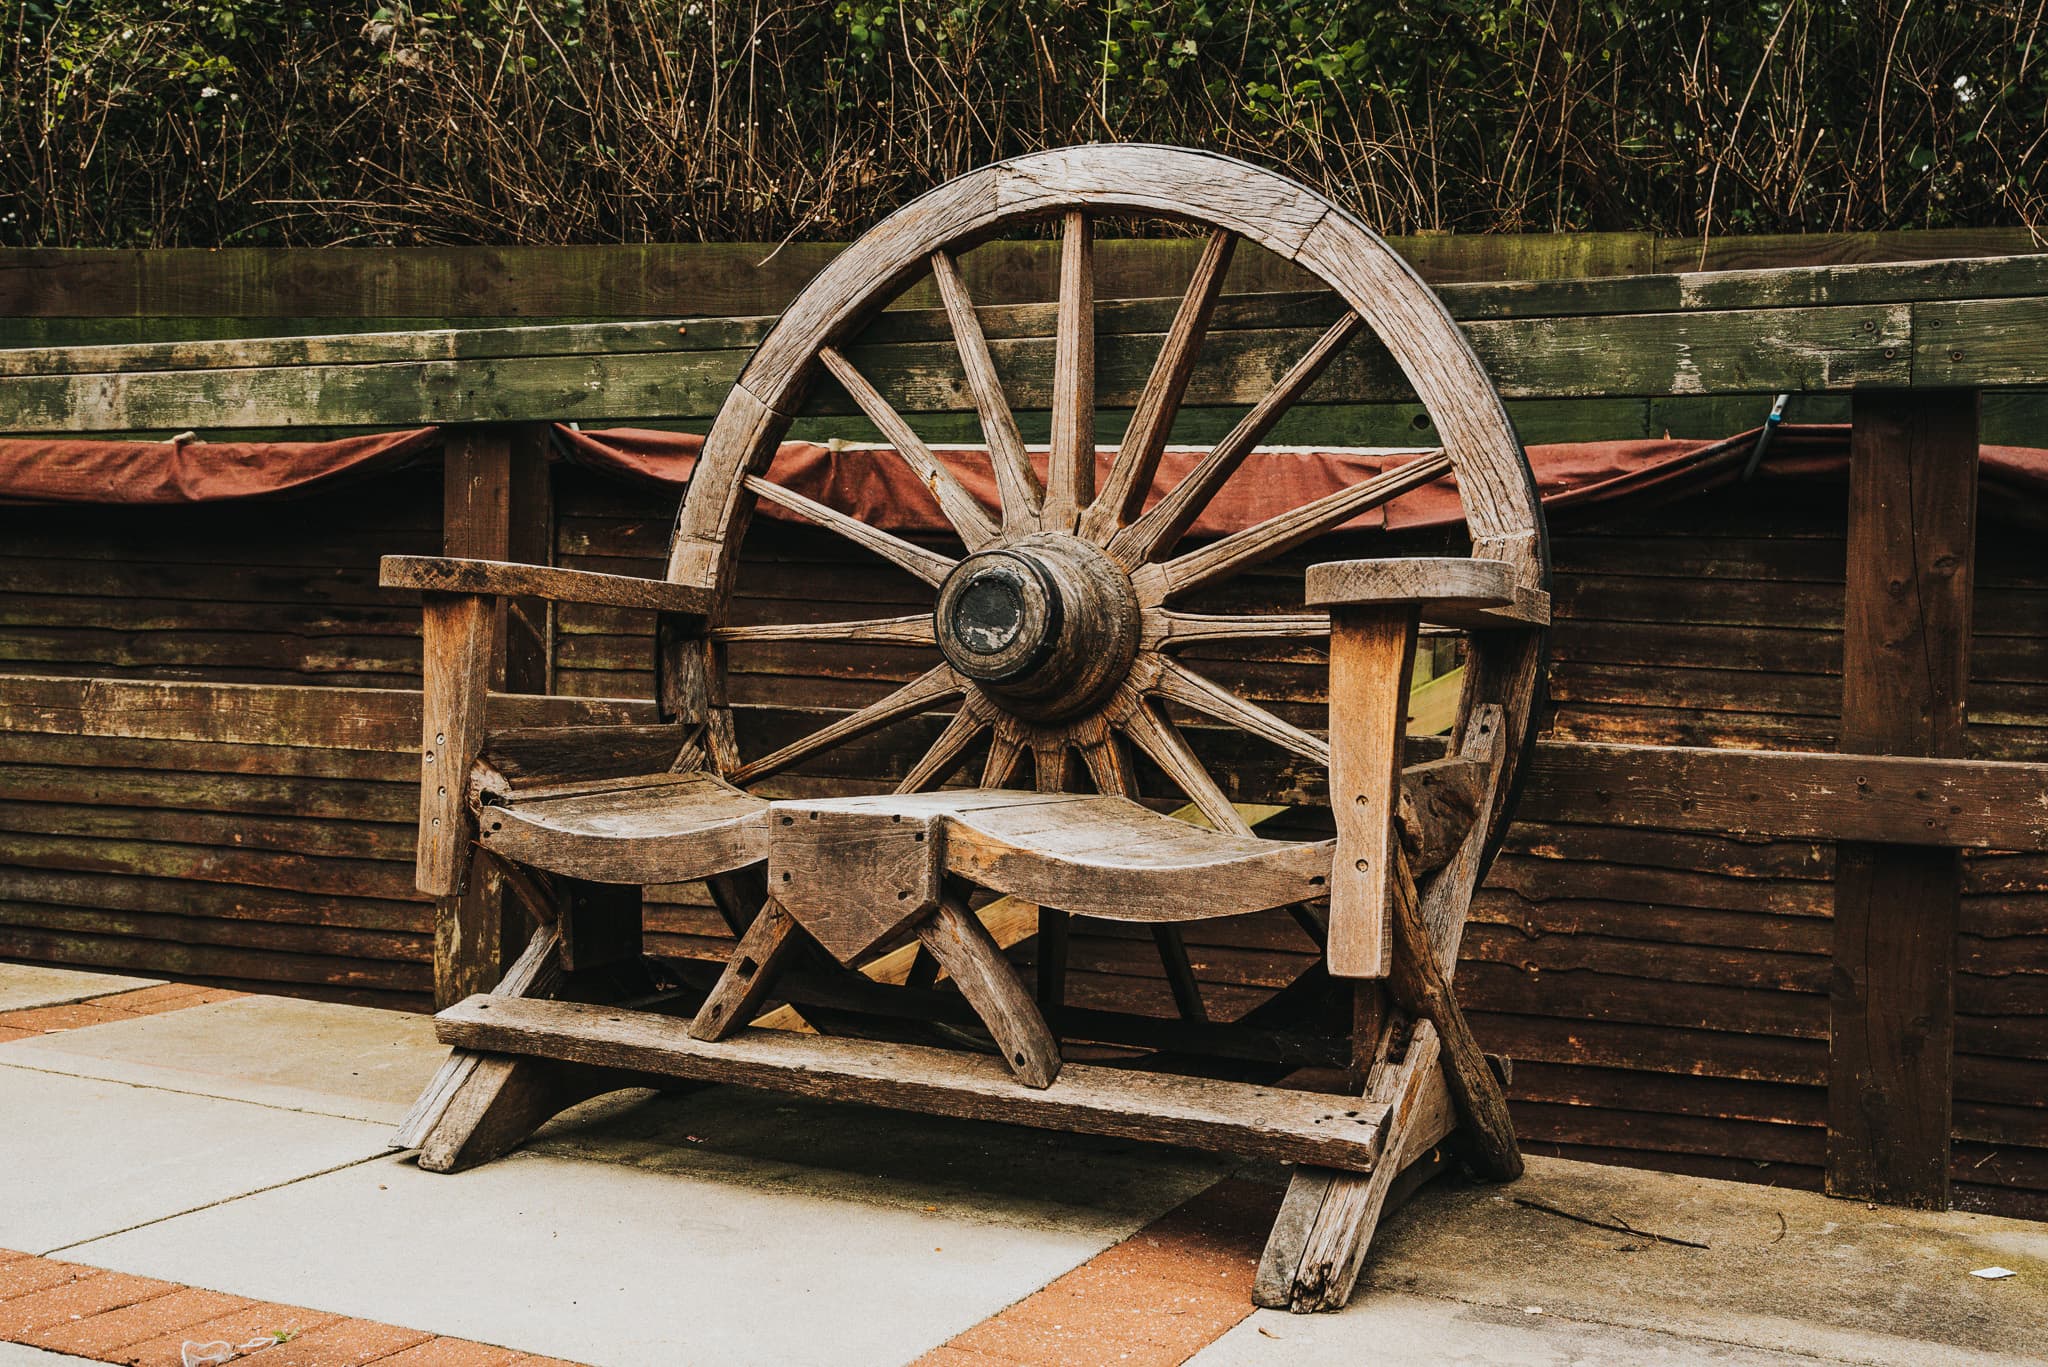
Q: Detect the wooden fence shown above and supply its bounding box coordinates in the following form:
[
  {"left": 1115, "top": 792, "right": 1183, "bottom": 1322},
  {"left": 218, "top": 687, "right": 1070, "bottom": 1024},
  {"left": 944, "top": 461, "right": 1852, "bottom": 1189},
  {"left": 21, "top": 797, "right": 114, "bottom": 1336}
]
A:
[{"left": 1, "top": 233, "right": 2045, "bottom": 1218}]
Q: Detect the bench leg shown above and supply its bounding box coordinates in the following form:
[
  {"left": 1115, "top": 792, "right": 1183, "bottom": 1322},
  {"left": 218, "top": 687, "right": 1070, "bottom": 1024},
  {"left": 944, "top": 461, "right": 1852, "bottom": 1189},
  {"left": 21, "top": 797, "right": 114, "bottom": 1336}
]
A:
[
  {"left": 399, "top": 892, "right": 652, "bottom": 1173},
  {"left": 917, "top": 895, "right": 1061, "bottom": 1088},
  {"left": 415, "top": 1055, "right": 619, "bottom": 1173},
  {"left": 1254, "top": 1021, "right": 1452, "bottom": 1311},
  {"left": 690, "top": 897, "right": 803, "bottom": 1041}
]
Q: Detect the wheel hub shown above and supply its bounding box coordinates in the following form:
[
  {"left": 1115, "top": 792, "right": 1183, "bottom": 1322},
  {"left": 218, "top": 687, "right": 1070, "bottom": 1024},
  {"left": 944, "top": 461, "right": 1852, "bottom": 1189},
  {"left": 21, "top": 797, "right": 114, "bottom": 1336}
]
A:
[{"left": 934, "top": 533, "right": 1140, "bottom": 722}]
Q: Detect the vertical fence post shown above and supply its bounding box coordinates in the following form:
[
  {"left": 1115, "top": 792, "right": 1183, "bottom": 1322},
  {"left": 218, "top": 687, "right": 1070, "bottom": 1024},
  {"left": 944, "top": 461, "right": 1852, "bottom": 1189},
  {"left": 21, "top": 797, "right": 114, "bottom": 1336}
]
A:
[
  {"left": 1828, "top": 387, "right": 1979, "bottom": 1207},
  {"left": 434, "top": 422, "right": 556, "bottom": 1007}
]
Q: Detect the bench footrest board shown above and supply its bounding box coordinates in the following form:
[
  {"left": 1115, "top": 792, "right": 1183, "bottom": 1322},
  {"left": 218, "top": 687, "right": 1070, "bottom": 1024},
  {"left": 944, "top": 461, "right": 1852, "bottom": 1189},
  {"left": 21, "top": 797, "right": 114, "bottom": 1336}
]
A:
[{"left": 436, "top": 995, "right": 1391, "bottom": 1172}]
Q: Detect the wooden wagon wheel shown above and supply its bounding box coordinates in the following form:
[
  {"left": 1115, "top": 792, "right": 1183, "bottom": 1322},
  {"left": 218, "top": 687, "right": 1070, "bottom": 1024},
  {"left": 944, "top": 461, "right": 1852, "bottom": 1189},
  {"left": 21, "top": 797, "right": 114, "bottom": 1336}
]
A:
[{"left": 664, "top": 145, "right": 1549, "bottom": 1020}]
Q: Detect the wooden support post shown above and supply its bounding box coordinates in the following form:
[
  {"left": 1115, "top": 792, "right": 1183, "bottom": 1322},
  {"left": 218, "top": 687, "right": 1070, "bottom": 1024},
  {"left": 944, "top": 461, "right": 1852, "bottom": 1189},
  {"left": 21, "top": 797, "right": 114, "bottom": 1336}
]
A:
[
  {"left": 444, "top": 422, "right": 555, "bottom": 692},
  {"left": 1326, "top": 606, "right": 1419, "bottom": 978},
  {"left": 432, "top": 423, "right": 556, "bottom": 1007},
  {"left": 1828, "top": 387, "right": 1979, "bottom": 1209}
]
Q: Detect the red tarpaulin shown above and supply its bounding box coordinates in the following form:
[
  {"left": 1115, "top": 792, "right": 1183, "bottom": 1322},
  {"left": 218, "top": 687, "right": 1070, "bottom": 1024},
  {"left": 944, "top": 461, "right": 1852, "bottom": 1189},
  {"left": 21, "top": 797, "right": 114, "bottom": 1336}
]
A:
[
  {"left": 0, "top": 429, "right": 439, "bottom": 506},
  {"left": 4, "top": 422, "right": 2045, "bottom": 531},
  {"left": 550, "top": 423, "right": 2048, "bottom": 533}
]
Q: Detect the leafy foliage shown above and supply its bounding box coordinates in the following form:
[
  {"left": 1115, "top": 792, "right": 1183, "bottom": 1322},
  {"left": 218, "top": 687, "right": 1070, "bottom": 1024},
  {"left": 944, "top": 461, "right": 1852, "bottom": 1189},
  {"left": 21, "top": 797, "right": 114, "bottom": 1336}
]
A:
[{"left": 3, "top": 0, "right": 2043, "bottom": 245}]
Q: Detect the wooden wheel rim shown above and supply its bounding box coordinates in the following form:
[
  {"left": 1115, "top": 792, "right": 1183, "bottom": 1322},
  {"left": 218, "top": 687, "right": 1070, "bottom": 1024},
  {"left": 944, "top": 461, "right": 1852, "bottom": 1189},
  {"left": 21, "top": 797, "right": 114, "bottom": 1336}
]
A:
[
  {"left": 671, "top": 144, "right": 1543, "bottom": 593},
  {"left": 667, "top": 144, "right": 1548, "bottom": 856}
]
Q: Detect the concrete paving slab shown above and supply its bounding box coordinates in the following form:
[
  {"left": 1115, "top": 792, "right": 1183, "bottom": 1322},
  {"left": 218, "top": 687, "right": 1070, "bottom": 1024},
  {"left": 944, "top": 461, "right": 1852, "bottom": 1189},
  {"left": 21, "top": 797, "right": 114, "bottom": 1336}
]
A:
[
  {"left": 521, "top": 1083, "right": 1232, "bottom": 1235},
  {"left": 1195, "top": 1294, "right": 1858, "bottom": 1365},
  {"left": 0, "top": 997, "right": 447, "bottom": 1125},
  {"left": 0, "top": 1066, "right": 397, "bottom": 1255},
  {"left": 1231, "top": 1155, "right": 2048, "bottom": 1367},
  {"left": 71, "top": 1085, "right": 1230, "bottom": 1367},
  {"left": 0, "top": 965, "right": 161, "bottom": 1012},
  {"left": 0, "top": 1344, "right": 99, "bottom": 1365}
]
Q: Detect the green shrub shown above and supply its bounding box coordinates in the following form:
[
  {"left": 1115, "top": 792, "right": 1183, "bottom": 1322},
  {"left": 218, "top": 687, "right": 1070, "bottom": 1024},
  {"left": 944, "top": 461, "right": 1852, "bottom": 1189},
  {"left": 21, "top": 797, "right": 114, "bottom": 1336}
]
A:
[{"left": 2, "top": 0, "right": 2041, "bottom": 245}]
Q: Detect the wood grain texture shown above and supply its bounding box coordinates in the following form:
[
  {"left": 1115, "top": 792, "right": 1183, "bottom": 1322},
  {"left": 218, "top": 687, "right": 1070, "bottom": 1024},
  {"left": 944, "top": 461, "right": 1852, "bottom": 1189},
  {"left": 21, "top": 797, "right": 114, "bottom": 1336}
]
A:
[
  {"left": 738, "top": 474, "right": 959, "bottom": 586},
  {"left": 815, "top": 345, "right": 1000, "bottom": 548},
  {"left": 1305, "top": 556, "right": 1550, "bottom": 628},
  {"left": 3, "top": 230, "right": 2036, "bottom": 324},
  {"left": 1079, "top": 227, "right": 1235, "bottom": 541},
  {"left": 938, "top": 791, "right": 1332, "bottom": 922},
  {"left": 770, "top": 802, "right": 944, "bottom": 965},
  {"left": 437, "top": 993, "right": 1392, "bottom": 1170},
  {"left": 416, "top": 593, "right": 492, "bottom": 897},
  {"left": 1518, "top": 743, "right": 2048, "bottom": 850},
  {"left": 917, "top": 894, "right": 1062, "bottom": 1087},
  {"left": 1829, "top": 386, "right": 1980, "bottom": 1209},
  {"left": 1256, "top": 1021, "right": 1445, "bottom": 1311},
  {"left": 477, "top": 770, "right": 768, "bottom": 885},
  {"left": 689, "top": 898, "right": 802, "bottom": 1041},
  {"left": 395, "top": 922, "right": 562, "bottom": 1149},
  {"left": 1386, "top": 850, "right": 1521, "bottom": 1180},
  {"left": 1109, "top": 311, "right": 1365, "bottom": 567},
  {"left": 1043, "top": 210, "right": 1095, "bottom": 532},
  {"left": 930, "top": 250, "right": 1042, "bottom": 532},
  {"left": 1326, "top": 608, "right": 1418, "bottom": 979},
  {"left": 382, "top": 555, "right": 713, "bottom": 615}
]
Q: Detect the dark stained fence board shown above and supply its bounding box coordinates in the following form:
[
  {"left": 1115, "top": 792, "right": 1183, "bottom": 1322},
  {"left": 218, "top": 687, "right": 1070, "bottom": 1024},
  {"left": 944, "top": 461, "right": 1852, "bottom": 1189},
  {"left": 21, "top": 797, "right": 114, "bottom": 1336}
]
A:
[
  {"left": 5, "top": 231, "right": 2041, "bottom": 323},
  {"left": 1828, "top": 388, "right": 1980, "bottom": 1209}
]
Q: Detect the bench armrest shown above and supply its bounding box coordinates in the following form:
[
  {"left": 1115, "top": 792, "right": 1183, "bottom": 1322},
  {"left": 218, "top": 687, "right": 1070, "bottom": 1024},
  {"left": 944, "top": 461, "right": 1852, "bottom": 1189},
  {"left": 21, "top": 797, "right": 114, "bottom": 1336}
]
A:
[
  {"left": 382, "top": 555, "right": 714, "bottom": 615},
  {"left": 1305, "top": 555, "right": 1548, "bottom": 629}
]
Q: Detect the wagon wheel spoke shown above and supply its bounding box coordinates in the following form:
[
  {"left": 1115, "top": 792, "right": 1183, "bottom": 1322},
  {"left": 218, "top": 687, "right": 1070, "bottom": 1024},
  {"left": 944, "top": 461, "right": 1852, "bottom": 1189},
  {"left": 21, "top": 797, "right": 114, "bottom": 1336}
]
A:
[
  {"left": 1147, "top": 657, "right": 1330, "bottom": 766},
  {"left": 1141, "top": 610, "right": 1330, "bottom": 649},
  {"left": 817, "top": 348, "right": 1000, "bottom": 549},
  {"left": 897, "top": 693, "right": 995, "bottom": 793},
  {"left": 1078, "top": 228, "right": 1237, "bottom": 544},
  {"left": 1137, "top": 451, "right": 1453, "bottom": 602},
  {"left": 1083, "top": 713, "right": 1208, "bottom": 1022},
  {"left": 930, "top": 250, "right": 1043, "bottom": 532},
  {"left": 744, "top": 475, "right": 958, "bottom": 586},
  {"left": 1033, "top": 743, "right": 1072, "bottom": 794},
  {"left": 1078, "top": 728, "right": 1135, "bottom": 795},
  {"left": 982, "top": 718, "right": 1026, "bottom": 787},
  {"left": 1109, "top": 312, "right": 1366, "bottom": 568},
  {"left": 712, "top": 615, "right": 936, "bottom": 647},
  {"left": 1043, "top": 210, "right": 1096, "bottom": 533},
  {"left": 1117, "top": 698, "right": 1255, "bottom": 838},
  {"left": 730, "top": 663, "right": 966, "bottom": 785}
]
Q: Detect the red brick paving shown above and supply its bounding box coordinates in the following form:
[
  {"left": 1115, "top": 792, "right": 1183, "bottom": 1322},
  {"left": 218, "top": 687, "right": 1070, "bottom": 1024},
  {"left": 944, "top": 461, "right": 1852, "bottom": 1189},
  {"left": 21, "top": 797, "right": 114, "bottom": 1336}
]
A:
[
  {"left": 0, "top": 984, "right": 244, "bottom": 1037},
  {"left": 0, "top": 1268, "right": 179, "bottom": 1338},
  {"left": 0, "top": 1251, "right": 565, "bottom": 1367},
  {"left": 369, "top": 1339, "right": 522, "bottom": 1367},
  {"left": 915, "top": 1177, "right": 1283, "bottom": 1367},
  {"left": 25, "top": 1288, "right": 254, "bottom": 1359},
  {"left": 0, "top": 1181, "right": 1281, "bottom": 1364}
]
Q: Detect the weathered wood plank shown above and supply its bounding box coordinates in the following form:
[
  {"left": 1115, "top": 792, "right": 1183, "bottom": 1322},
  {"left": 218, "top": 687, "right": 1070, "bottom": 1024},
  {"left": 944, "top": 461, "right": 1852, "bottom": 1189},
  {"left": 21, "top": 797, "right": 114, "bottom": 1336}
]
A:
[
  {"left": 22, "top": 264, "right": 2046, "bottom": 432},
  {"left": 1829, "top": 387, "right": 1980, "bottom": 1210},
  {"left": 382, "top": 556, "right": 713, "bottom": 615},
  {"left": 1518, "top": 742, "right": 2048, "bottom": 851},
  {"left": 437, "top": 993, "right": 1392, "bottom": 1171},
  {"left": 0, "top": 675, "right": 652, "bottom": 749},
  {"left": 3, "top": 234, "right": 2038, "bottom": 321}
]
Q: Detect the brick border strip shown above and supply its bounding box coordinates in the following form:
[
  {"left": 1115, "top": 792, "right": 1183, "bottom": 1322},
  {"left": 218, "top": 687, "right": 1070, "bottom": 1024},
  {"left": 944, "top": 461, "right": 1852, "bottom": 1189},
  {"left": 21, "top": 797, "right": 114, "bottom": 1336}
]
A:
[
  {"left": 0, "top": 1181, "right": 1286, "bottom": 1367},
  {"left": 0, "top": 1249, "right": 581, "bottom": 1367},
  {"left": 0, "top": 984, "right": 245, "bottom": 1043},
  {"left": 914, "top": 1178, "right": 1286, "bottom": 1367}
]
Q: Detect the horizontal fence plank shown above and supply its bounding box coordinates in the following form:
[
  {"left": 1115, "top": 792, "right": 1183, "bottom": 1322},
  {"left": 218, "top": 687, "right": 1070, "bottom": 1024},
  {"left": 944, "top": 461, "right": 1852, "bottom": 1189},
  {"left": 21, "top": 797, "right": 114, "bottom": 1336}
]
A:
[
  {"left": 6, "top": 256, "right": 2045, "bottom": 432},
  {"left": 4, "top": 676, "right": 2039, "bottom": 849},
  {"left": 1520, "top": 742, "right": 2048, "bottom": 850},
  {"left": 4, "top": 232, "right": 2043, "bottom": 319},
  {"left": 0, "top": 675, "right": 653, "bottom": 750}
]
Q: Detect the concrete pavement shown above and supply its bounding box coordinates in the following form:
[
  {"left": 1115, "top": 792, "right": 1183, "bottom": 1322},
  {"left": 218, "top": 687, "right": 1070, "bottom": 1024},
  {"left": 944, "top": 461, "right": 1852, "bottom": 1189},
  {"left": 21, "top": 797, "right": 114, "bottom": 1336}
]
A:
[{"left": 4, "top": 962, "right": 2045, "bottom": 1367}]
